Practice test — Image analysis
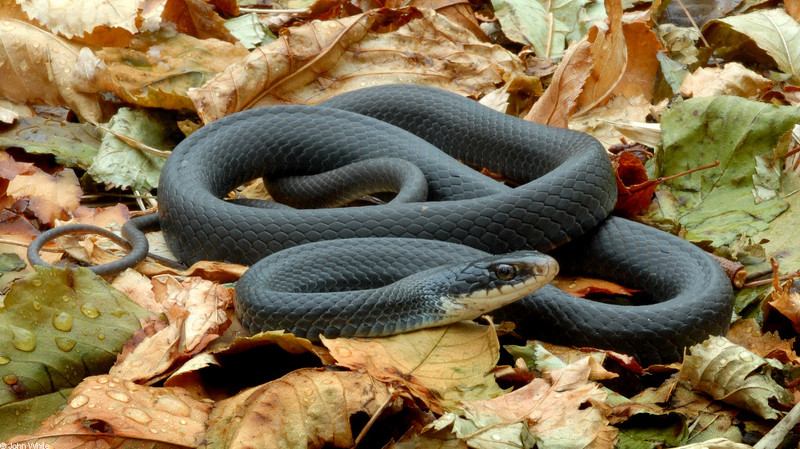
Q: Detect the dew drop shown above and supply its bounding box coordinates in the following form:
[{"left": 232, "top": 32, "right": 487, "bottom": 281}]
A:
[
  {"left": 149, "top": 427, "right": 159, "bottom": 434},
  {"left": 52, "top": 311, "right": 74, "bottom": 331},
  {"left": 70, "top": 395, "right": 89, "bottom": 408},
  {"left": 0, "top": 354, "right": 10, "bottom": 365},
  {"left": 32, "top": 301, "right": 42, "bottom": 311},
  {"left": 492, "top": 434, "right": 501, "bottom": 441},
  {"left": 3, "top": 374, "right": 18, "bottom": 385},
  {"left": 31, "top": 278, "right": 43, "bottom": 287},
  {"left": 123, "top": 407, "right": 152, "bottom": 424},
  {"left": 55, "top": 337, "right": 76, "bottom": 352},
  {"left": 80, "top": 302, "right": 100, "bottom": 318},
  {"left": 154, "top": 396, "right": 191, "bottom": 417},
  {"left": 97, "top": 333, "right": 105, "bottom": 340},
  {"left": 179, "top": 419, "right": 187, "bottom": 425},
  {"left": 107, "top": 390, "right": 130, "bottom": 403},
  {"left": 97, "top": 377, "right": 109, "bottom": 384},
  {"left": 11, "top": 326, "right": 37, "bottom": 352}
]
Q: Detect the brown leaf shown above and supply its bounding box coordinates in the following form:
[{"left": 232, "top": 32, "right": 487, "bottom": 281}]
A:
[
  {"left": 0, "top": 19, "right": 103, "bottom": 121},
  {"left": 611, "top": 21, "right": 662, "bottom": 102},
  {"left": 323, "top": 322, "right": 504, "bottom": 413},
  {"left": 678, "top": 62, "right": 773, "bottom": 98},
  {"left": 16, "top": 0, "right": 140, "bottom": 45},
  {"left": 552, "top": 275, "right": 639, "bottom": 297},
  {"left": 109, "top": 275, "right": 233, "bottom": 384},
  {"left": 726, "top": 318, "right": 798, "bottom": 363},
  {"left": 205, "top": 368, "right": 394, "bottom": 449},
  {"left": 94, "top": 29, "right": 249, "bottom": 111},
  {"left": 162, "top": 0, "right": 240, "bottom": 43},
  {"left": 459, "top": 358, "right": 618, "bottom": 448},
  {"left": 612, "top": 151, "right": 659, "bottom": 216},
  {"left": 7, "top": 374, "right": 212, "bottom": 446},
  {"left": 190, "top": 7, "right": 531, "bottom": 121},
  {"left": 6, "top": 169, "right": 82, "bottom": 226}
]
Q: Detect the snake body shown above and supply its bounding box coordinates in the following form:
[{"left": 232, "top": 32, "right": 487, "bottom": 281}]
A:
[{"left": 29, "top": 85, "right": 733, "bottom": 365}]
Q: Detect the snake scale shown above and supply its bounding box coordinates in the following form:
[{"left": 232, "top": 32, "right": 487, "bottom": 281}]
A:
[{"left": 29, "top": 85, "right": 733, "bottom": 365}]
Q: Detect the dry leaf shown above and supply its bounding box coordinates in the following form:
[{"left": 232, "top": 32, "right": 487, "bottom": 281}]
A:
[
  {"left": 323, "top": 322, "right": 504, "bottom": 413},
  {"left": 162, "top": 0, "right": 239, "bottom": 42},
  {"left": 18, "top": 0, "right": 143, "bottom": 45},
  {"left": 191, "top": 7, "right": 531, "bottom": 121},
  {"left": 455, "top": 358, "right": 617, "bottom": 448},
  {"left": 552, "top": 274, "right": 639, "bottom": 297},
  {"left": 205, "top": 368, "right": 394, "bottom": 448},
  {"left": 611, "top": 21, "right": 662, "bottom": 102},
  {"left": 678, "top": 62, "right": 772, "bottom": 98},
  {"left": 0, "top": 19, "right": 102, "bottom": 121},
  {"left": 6, "top": 169, "right": 82, "bottom": 226},
  {"left": 109, "top": 275, "right": 232, "bottom": 383},
  {"left": 680, "top": 336, "right": 793, "bottom": 419},
  {"left": 7, "top": 374, "right": 211, "bottom": 445},
  {"left": 726, "top": 318, "right": 797, "bottom": 362},
  {"left": 94, "top": 29, "right": 250, "bottom": 111}
]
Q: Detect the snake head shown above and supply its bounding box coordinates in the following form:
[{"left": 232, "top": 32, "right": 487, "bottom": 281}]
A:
[{"left": 435, "top": 251, "right": 558, "bottom": 323}]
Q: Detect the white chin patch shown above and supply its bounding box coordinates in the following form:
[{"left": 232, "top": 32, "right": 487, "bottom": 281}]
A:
[{"left": 437, "top": 278, "right": 542, "bottom": 323}]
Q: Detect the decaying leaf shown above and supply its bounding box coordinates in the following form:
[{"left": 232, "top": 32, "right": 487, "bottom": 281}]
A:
[
  {"left": 17, "top": 0, "right": 143, "bottom": 43},
  {"left": 705, "top": 9, "right": 800, "bottom": 84},
  {"left": 109, "top": 275, "right": 232, "bottom": 384},
  {"left": 205, "top": 368, "right": 394, "bottom": 449},
  {"left": 7, "top": 374, "right": 211, "bottom": 446},
  {"left": 0, "top": 116, "right": 102, "bottom": 169},
  {"left": 5, "top": 167, "right": 82, "bottom": 226},
  {"left": 654, "top": 96, "right": 800, "bottom": 247},
  {"left": 94, "top": 29, "right": 250, "bottom": 111},
  {"left": 323, "top": 322, "right": 505, "bottom": 413},
  {"left": 87, "top": 107, "right": 179, "bottom": 191},
  {"left": 680, "top": 336, "right": 793, "bottom": 419},
  {"left": 0, "top": 19, "right": 102, "bottom": 121},
  {"left": 679, "top": 62, "right": 772, "bottom": 98},
  {"left": 191, "top": 7, "right": 532, "bottom": 121},
  {"left": 725, "top": 319, "right": 797, "bottom": 362},
  {"left": 406, "top": 357, "right": 617, "bottom": 448}
]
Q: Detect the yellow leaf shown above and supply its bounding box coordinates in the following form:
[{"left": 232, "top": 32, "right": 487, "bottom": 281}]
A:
[
  {"left": 323, "top": 321, "right": 504, "bottom": 413},
  {"left": 0, "top": 19, "right": 102, "bottom": 121},
  {"left": 206, "top": 369, "right": 393, "bottom": 448}
]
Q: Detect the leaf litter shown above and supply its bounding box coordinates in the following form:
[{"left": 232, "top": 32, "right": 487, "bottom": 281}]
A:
[{"left": 2, "top": 0, "right": 800, "bottom": 446}]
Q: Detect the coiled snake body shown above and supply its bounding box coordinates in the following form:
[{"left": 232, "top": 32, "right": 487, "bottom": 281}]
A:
[{"left": 30, "top": 85, "right": 733, "bottom": 365}]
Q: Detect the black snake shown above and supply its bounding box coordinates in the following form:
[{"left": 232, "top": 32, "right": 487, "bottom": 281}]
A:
[{"left": 28, "top": 85, "right": 733, "bottom": 365}]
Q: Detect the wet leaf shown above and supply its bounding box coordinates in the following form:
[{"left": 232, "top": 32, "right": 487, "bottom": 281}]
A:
[
  {"left": 323, "top": 322, "right": 505, "bottom": 413},
  {"left": 0, "top": 19, "right": 102, "bottom": 121},
  {"left": 0, "top": 116, "right": 101, "bottom": 169},
  {"left": 7, "top": 375, "right": 211, "bottom": 445},
  {"left": 0, "top": 267, "right": 151, "bottom": 439},
  {"left": 5, "top": 168, "right": 82, "bottom": 226},
  {"left": 680, "top": 336, "right": 793, "bottom": 419},
  {"left": 205, "top": 368, "right": 393, "bottom": 449}
]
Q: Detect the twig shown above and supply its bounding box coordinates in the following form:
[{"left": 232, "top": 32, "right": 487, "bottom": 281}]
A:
[
  {"left": 753, "top": 398, "right": 800, "bottom": 449},
  {"left": 353, "top": 388, "right": 395, "bottom": 448},
  {"left": 0, "top": 237, "right": 59, "bottom": 251}
]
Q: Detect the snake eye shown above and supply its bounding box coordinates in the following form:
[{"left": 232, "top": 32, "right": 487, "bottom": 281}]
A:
[{"left": 495, "top": 264, "right": 516, "bottom": 281}]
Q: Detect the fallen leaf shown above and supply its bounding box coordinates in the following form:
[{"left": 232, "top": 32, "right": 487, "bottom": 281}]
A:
[
  {"left": 18, "top": 0, "right": 143, "bottom": 45},
  {"left": 653, "top": 96, "right": 800, "bottom": 247},
  {"left": 678, "top": 62, "right": 773, "bottom": 98},
  {"left": 0, "top": 19, "right": 102, "bottom": 121},
  {"left": 0, "top": 267, "right": 151, "bottom": 440},
  {"left": 680, "top": 336, "right": 793, "bottom": 419},
  {"left": 725, "top": 318, "right": 797, "bottom": 362},
  {"left": 0, "top": 116, "right": 102, "bottom": 169},
  {"left": 6, "top": 169, "right": 82, "bottom": 226},
  {"left": 162, "top": 0, "right": 239, "bottom": 43},
  {"left": 109, "top": 275, "right": 232, "bottom": 383},
  {"left": 323, "top": 322, "right": 505, "bottom": 413},
  {"left": 552, "top": 274, "right": 639, "bottom": 297},
  {"left": 7, "top": 374, "right": 211, "bottom": 446},
  {"left": 205, "top": 368, "right": 394, "bottom": 448},
  {"left": 94, "top": 28, "right": 250, "bottom": 111},
  {"left": 191, "top": 7, "right": 532, "bottom": 121},
  {"left": 436, "top": 358, "right": 618, "bottom": 448},
  {"left": 705, "top": 8, "right": 800, "bottom": 84}
]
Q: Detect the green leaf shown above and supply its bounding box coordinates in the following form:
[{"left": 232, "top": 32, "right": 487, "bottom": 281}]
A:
[
  {"left": 86, "top": 107, "right": 178, "bottom": 191},
  {"left": 704, "top": 9, "right": 800, "bottom": 83},
  {"left": 653, "top": 96, "right": 800, "bottom": 247},
  {"left": 0, "top": 267, "right": 151, "bottom": 439},
  {"left": 491, "top": 0, "right": 606, "bottom": 60},
  {"left": 0, "top": 116, "right": 101, "bottom": 169},
  {"left": 0, "top": 388, "right": 72, "bottom": 440}
]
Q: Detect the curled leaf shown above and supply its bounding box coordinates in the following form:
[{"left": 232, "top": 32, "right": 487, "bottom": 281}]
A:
[{"left": 680, "top": 336, "right": 792, "bottom": 419}]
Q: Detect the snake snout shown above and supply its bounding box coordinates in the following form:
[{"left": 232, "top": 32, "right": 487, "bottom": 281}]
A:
[{"left": 437, "top": 251, "right": 558, "bottom": 322}]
